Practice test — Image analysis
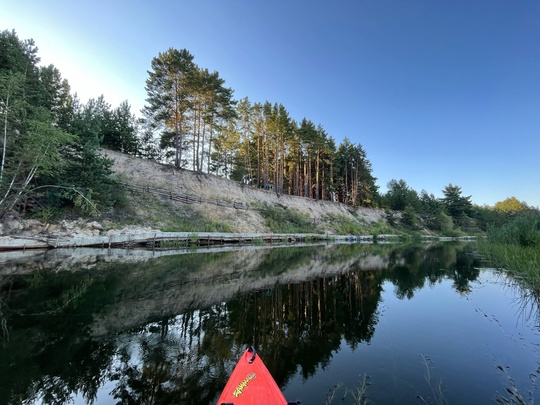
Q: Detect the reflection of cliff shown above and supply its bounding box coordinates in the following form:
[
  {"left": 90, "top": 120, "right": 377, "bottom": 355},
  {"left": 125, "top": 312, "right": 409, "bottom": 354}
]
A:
[
  {"left": 0, "top": 243, "right": 323, "bottom": 275},
  {"left": 90, "top": 244, "right": 395, "bottom": 336},
  {"left": 1, "top": 244, "right": 393, "bottom": 404}
]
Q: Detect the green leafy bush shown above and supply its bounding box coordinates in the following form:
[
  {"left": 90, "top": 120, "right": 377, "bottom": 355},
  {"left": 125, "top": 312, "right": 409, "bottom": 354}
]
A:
[{"left": 259, "top": 204, "right": 319, "bottom": 233}]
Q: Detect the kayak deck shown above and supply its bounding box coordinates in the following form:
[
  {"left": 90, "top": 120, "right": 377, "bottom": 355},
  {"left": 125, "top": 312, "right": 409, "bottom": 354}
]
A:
[{"left": 217, "top": 347, "right": 291, "bottom": 405}]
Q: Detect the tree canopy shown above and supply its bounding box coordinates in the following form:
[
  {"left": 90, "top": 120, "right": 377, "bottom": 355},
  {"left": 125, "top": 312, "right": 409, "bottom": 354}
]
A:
[
  {"left": 493, "top": 196, "right": 528, "bottom": 214},
  {"left": 0, "top": 29, "right": 128, "bottom": 217}
]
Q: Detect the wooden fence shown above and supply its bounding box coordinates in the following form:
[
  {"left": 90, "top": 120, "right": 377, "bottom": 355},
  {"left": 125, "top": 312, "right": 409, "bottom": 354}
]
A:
[
  {"left": 124, "top": 183, "right": 333, "bottom": 225},
  {"left": 124, "top": 183, "right": 250, "bottom": 210}
]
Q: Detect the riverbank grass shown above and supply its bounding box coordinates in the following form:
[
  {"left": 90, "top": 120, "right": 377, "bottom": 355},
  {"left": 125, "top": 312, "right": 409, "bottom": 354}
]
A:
[
  {"left": 478, "top": 211, "right": 540, "bottom": 292},
  {"left": 480, "top": 242, "right": 540, "bottom": 288}
]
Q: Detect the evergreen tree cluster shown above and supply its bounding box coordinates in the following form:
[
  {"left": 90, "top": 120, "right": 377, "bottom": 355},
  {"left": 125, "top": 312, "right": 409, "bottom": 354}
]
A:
[
  {"left": 381, "top": 179, "right": 537, "bottom": 234},
  {"left": 142, "top": 48, "right": 379, "bottom": 206}
]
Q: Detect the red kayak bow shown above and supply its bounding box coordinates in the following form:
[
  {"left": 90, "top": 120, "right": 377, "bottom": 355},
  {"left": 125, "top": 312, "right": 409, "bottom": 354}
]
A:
[{"left": 217, "top": 347, "right": 290, "bottom": 405}]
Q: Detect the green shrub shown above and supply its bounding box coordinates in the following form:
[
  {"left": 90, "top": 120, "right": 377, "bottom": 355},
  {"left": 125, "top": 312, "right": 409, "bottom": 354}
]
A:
[
  {"left": 441, "top": 228, "right": 463, "bottom": 238},
  {"left": 322, "top": 214, "right": 365, "bottom": 235},
  {"left": 401, "top": 204, "right": 421, "bottom": 230},
  {"left": 367, "top": 221, "right": 395, "bottom": 235},
  {"left": 259, "top": 204, "right": 319, "bottom": 233},
  {"left": 32, "top": 207, "right": 60, "bottom": 221},
  {"left": 252, "top": 238, "right": 265, "bottom": 246},
  {"left": 203, "top": 220, "right": 233, "bottom": 233}
]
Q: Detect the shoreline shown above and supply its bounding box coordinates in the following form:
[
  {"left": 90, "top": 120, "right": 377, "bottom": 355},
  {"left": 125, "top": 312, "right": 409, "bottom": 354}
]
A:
[
  {"left": 0, "top": 230, "right": 396, "bottom": 251},
  {"left": 0, "top": 229, "right": 476, "bottom": 252}
]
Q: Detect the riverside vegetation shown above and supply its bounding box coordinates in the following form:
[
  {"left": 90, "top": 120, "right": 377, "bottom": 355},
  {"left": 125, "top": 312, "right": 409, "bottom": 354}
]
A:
[{"left": 479, "top": 211, "right": 540, "bottom": 293}]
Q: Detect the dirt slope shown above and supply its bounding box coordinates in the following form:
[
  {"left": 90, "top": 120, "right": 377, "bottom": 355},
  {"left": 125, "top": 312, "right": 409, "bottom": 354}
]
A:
[{"left": 104, "top": 149, "right": 387, "bottom": 234}]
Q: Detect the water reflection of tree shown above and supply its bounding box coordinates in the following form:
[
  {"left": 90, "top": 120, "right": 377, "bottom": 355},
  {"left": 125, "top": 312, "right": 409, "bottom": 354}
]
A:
[
  {"left": 227, "top": 271, "right": 382, "bottom": 383},
  {"left": 382, "top": 243, "right": 481, "bottom": 299},
  {"left": 0, "top": 273, "right": 116, "bottom": 405},
  {"left": 0, "top": 243, "right": 486, "bottom": 404},
  {"left": 0, "top": 335, "right": 115, "bottom": 405}
]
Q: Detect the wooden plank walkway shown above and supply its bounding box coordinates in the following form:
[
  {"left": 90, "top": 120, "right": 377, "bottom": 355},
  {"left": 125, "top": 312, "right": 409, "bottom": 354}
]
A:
[
  {"left": 0, "top": 231, "right": 476, "bottom": 252},
  {"left": 0, "top": 232, "right": 397, "bottom": 251}
]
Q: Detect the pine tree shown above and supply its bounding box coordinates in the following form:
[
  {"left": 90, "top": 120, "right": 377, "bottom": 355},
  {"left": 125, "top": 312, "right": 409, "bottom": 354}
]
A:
[
  {"left": 143, "top": 48, "right": 196, "bottom": 168},
  {"left": 102, "top": 101, "right": 139, "bottom": 154},
  {"left": 441, "top": 184, "right": 472, "bottom": 219}
]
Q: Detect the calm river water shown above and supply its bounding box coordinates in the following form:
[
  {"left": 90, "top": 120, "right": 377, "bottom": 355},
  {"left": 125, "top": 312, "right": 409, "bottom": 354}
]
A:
[{"left": 1, "top": 242, "right": 539, "bottom": 404}]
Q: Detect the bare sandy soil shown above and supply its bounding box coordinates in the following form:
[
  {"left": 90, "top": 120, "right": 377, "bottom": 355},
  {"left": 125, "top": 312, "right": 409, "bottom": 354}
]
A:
[{"left": 104, "top": 149, "right": 387, "bottom": 234}]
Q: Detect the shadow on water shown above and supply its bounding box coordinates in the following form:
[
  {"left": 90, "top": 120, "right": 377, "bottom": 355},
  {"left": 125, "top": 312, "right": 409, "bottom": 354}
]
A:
[{"left": 0, "top": 242, "right": 537, "bottom": 404}]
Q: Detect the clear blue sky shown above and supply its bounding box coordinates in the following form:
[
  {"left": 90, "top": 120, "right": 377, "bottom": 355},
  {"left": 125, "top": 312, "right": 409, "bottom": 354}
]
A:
[{"left": 2, "top": 1, "right": 539, "bottom": 207}]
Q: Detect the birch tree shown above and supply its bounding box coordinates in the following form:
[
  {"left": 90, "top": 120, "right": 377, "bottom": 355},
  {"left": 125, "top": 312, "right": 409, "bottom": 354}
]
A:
[
  {"left": 0, "top": 72, "right": 25, "bottom": 185},
  {"left": 0, "top": 108, "right": 74, "bottom": 213}
]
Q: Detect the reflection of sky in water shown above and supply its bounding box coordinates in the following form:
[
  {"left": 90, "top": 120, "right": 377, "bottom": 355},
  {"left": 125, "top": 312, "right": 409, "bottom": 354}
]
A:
[
  {"left": 282, "top": 270, "right": 540, "bottom": 404},
  {"left": 72, "top": 311, "right": 211, "bottom": 405}
]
